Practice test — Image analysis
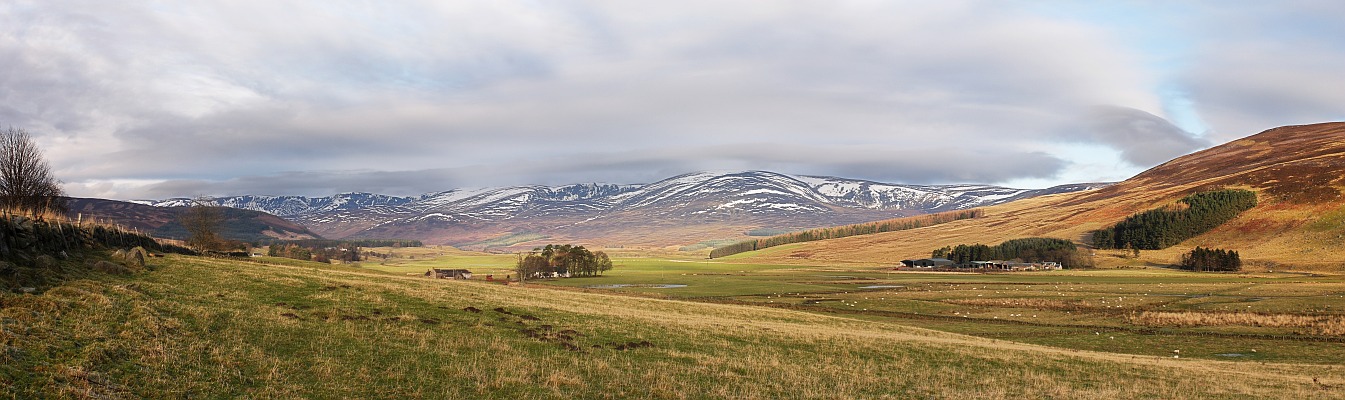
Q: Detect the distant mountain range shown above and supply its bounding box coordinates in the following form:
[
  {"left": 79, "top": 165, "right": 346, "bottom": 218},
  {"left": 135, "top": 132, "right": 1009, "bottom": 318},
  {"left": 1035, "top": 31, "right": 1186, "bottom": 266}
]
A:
[{"left": 127, "top": 171, "right": 1108, "bottom": 249}]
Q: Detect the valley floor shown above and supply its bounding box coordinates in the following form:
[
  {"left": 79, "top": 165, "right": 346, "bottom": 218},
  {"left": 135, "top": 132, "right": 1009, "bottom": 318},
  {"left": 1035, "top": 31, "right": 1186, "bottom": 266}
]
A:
[{"left": 5, "top": 253, "right": 1345, "bottom": 398}]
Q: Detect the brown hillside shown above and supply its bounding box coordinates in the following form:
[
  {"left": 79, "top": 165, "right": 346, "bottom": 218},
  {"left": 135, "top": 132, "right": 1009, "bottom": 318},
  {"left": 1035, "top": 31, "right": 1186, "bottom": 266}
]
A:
[
  {"left": 737, "top": 122, "right": 1345, "bottom": 271},
  {"left": 65, "top": 198, "right": 322, "bottom": 242},
  {"left": 1071, "top": 121, "right": 1345, "bottom": 205}
]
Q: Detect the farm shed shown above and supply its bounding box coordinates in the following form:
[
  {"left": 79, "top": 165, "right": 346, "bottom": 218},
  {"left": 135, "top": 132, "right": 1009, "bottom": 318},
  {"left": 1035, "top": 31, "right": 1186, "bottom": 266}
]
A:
[
  {"left": 900, "top": 258, "right": 955, "bottom": 268},
  {"left": 426, "top": 269, "right": 473, "bottom": 279}
]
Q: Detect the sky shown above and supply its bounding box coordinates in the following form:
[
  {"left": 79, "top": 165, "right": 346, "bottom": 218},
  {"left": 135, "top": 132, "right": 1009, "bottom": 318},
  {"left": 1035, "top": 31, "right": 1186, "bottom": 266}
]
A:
[{"left": 2, "top": 1, "right": 1343, "bottom": 200}]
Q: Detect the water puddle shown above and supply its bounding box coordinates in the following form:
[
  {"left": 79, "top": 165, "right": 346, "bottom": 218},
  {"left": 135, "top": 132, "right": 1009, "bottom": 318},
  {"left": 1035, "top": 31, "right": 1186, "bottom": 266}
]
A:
[{"left": 857, "top": 285, "right": 904, "bottom": 289}]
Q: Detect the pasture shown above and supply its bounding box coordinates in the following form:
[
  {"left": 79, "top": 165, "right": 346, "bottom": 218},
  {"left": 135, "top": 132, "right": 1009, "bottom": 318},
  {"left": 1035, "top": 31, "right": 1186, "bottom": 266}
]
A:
[
  {"left": 384, "top": 247, "right": 1345, "bottom": 365},
  {"left": 5, "top": 253, "right": 1345, "bottom": 398}
]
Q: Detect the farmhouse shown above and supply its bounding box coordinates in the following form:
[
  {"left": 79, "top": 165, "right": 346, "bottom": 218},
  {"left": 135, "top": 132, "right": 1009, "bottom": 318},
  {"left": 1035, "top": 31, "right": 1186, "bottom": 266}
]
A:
[
  {"left": 426, "top": 269, "right": 472, "bottom": 279},
  {"left": 530, "top": 270, "right": 571, "bottom": 279},
  {"left": 964, "top": 261, "right": 1063, "bottom": 271},
  {"left": 900, "top": 258, "right": 955, "bottom": 268}
]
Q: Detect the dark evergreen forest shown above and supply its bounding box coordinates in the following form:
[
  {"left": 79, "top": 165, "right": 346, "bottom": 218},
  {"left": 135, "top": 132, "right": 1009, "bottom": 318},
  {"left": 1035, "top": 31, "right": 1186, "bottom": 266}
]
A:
[
  {"left": 1178, "top": 246, "right": 1242, "bottom": 271},
  {"left": 931, "top": 237, "right": 1090, "bottom": 268},
  {"left": 1091, "top": 190, "right": 1257, "bottom": 250}
]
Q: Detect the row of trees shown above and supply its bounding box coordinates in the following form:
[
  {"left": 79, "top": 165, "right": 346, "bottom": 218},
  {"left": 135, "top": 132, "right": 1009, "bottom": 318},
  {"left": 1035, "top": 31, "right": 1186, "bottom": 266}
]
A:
[
  {"left": 1092, "top": 190, "right": 1257, "bottom": 250},
  {"left": 262, "top": 239, "right": 422, "bottom": 248},
  {"left": 515, "top": 244, "right": 612, "bottom": 280},
  {"left": 709, "top": 209, "right": 984, "bottom": 258},
  {"left": 268, "top": 242, "right": 362, "bottom": 263},
  {"left": 932, "top": 237, "right": 1092, "bottom": 268},
  {"left": 348, "top": 239, "right": 420, "bottom": 248},
  {"left": 1178, "top": 247, "right": 1241, "bottom": 271}
]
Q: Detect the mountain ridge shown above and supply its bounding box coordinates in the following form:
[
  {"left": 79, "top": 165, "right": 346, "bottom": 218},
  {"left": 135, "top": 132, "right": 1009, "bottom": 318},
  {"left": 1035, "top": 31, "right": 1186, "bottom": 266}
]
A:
[{"left": 133, "top": 171, "right": 1109, "bottom": 249}]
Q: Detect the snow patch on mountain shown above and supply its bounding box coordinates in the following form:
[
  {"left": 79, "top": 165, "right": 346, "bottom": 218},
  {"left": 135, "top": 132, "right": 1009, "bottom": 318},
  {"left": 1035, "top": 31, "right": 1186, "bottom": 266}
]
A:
[{"left": 139, "top": 171, "right": 1111, "bottom": 243}]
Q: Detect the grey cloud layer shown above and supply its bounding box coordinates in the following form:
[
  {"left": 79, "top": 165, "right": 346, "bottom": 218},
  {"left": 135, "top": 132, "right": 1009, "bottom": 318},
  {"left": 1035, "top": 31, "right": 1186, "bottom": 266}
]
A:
[
  {"left": 0, "top": 1, "right": 1340, "bottom": 198},
  {"left": 133, "top": 144, "right": 1066, "bottom": 198},
  {"left": 1085, "top": 107, "right": 1211, "bottom": 166}
]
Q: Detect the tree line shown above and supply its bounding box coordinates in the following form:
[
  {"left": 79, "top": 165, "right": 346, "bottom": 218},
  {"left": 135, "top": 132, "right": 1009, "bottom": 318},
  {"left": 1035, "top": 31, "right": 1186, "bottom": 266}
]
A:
[
  {"left": 515, "top": 244, "right": 612, "bottom": 279},
  {"left": 257, "top": 238, "right": 422, "bottom": 248},
  {"left": 931, "top": 237, "right": 1092, "bottom": 268},
  {"left": 1179, "top": 247, "right": 1241, "bottom": 271},
  {"left": 709, "top": 209, "right": 984, "bottom": 258},
  {"left": 268, "top": 242, "right": 362, "bottom": 263},
  {"left": 1091, "top": 189, "right": 1257, "bottom": 250}
]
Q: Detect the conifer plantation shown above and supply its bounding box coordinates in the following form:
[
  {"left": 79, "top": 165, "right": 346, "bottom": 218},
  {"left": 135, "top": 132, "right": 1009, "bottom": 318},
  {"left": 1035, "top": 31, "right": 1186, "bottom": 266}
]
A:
[
  {"left": 1178, "top": 247, "right": 1241, "bottom": 271},
  {"left": 1090, "top": 190, "right": 1257, "bottom": 250}
]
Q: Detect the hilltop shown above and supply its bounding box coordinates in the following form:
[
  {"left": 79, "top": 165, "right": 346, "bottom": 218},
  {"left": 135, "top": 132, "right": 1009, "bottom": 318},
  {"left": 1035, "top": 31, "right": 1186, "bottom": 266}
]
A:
[{"left": 734, "top": 122, "right": 1345, "bottom": 270}]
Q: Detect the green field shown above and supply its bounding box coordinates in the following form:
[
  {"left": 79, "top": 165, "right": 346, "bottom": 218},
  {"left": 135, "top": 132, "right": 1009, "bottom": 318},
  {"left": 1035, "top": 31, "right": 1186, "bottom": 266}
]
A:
[
  {"left": 6, "top": 252, "right": 1345, "bottom": 397},
  {"left": 362, "top": 249, "right": 1345, "bottom": 364}
]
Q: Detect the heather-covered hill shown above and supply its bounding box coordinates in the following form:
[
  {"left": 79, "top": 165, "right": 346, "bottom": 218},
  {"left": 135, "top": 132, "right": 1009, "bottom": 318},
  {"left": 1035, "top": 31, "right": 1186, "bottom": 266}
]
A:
[
  {"left": 736, "top": 122, "right": 1345, "bottom": 271},
  {"left": 65, "top": 198, "right": 321, "bottom": 242}
]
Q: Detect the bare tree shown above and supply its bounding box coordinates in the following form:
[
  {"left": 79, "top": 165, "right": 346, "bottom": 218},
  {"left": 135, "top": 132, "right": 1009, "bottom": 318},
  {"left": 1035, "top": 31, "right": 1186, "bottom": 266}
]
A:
[
  {"left": 515, "top": 252, "right": 548, "bottom": 283},
  {"left": 180, "top": 196, "right": 223, "bottom": 252},
  {"left": 0, "top": 127, "right": 66, "bottom": 217}
]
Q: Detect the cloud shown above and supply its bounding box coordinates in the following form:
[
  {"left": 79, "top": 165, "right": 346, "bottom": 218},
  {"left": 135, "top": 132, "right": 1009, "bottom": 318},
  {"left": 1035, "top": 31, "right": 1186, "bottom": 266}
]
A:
[
  {"left": 1171, "top": 2, "right": 1345, "bottom": 141},
  {"left": 110, "top": 142, "right": 1066, "bottom": 198},
  {"left": 1, "top": 1, "right": 1336, "bottom": 199},
  {"left": 1084, "top": 106, "right": 1211, "bottom": 166}
]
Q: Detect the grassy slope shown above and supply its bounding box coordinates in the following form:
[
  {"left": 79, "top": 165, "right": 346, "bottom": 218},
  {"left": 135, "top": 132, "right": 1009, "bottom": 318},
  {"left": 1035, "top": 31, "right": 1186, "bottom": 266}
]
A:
[{"left": 5, "top": 255, "right": 1345, "bottom": 398}]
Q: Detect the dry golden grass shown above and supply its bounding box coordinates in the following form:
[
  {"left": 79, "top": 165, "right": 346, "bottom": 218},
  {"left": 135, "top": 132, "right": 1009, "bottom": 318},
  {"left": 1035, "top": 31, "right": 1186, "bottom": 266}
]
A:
[{"left": 1130, "top": 311, "right": 1345, "bottom": 335}]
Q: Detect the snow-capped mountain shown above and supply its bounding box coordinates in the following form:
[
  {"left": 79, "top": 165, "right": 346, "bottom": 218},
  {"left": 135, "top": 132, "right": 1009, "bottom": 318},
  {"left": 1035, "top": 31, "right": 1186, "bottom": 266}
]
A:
[
  {"left": 146, "top": 193, "right": 416, "bottom": 217},
  {"left": 141, "top": 171, "right": 1109, "bottom": 248}
]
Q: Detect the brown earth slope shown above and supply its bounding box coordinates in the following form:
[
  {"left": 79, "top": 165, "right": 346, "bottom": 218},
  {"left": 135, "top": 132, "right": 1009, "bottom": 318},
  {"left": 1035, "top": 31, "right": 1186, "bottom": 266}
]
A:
[{"left": 737, "top": 122, "right": 1345, "bottom": 271}]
